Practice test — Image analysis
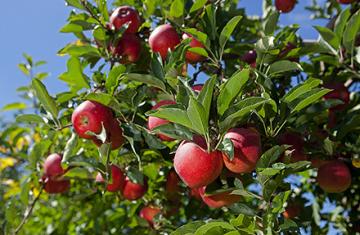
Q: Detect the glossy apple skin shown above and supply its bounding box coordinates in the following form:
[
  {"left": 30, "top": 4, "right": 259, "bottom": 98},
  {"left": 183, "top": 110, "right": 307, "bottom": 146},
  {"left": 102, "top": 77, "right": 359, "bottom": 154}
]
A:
[
  {"left": 182, "top": 33, "right": 205, "bottom": 63},
  {"left": 324, "top": 82, "right": 350, "bottom": 111},
  {"left": 149, "top": 24, "right": 180, "bottom": 60},
  {"left": 148, "top": 100, "right": 176, "bottom": 141},
  {"left": 42, "top": 176, "right": 70, "bottom": 194},
  {"left": 122, "top": 177, "right": 148, "bottom": 200},
  {"left": 139, "top": 206, "right": 161, "bottom": 227},
  {"left": 72, "top": 101, "right": 113, "bottom": 139},
  {"left": 95, "top": 165, "right": 126, "bottom": 192},
  {"left": 222, "top": 128, "right": 261, "bottom": 173},
  {"left": 112, "top": 34, "right": 141, "bottom": 64},
  {"left": 317, "top": 160, "right": 351, "bottom": 193},
  {"left": 337, "top": 0, "right": 354, "bottom": 4},
  {"left": 198, "top": 187, "right": 241, "bottom": 208},
  {"left": 93, "top": 118, "right": 124, "bottom": 150},
  {"left": 110, "top": 6, "right": 141, "bottom": 33},
  {"left": 165, "top": 170, "right": 181, "bottom": 200},
  {"left": 174, "top": 141, "right": 223, "bottom": 188},
  {"left": 44, "top": 153, "right": 64, "bottom": 177},
  {"left": 283, "top": 203, "right": 301, "bottom": 219},
  {"left": 275, "top": 0, "right": 296, "bottom": 13},
  {"left": 192, "top": 84, "right": 203, "bottom": 93}
]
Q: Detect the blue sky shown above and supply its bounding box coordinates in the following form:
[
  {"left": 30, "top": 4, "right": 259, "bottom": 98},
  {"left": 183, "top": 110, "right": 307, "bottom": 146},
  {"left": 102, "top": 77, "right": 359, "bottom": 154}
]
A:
[{"left": 0, "top": 0, "right": 327, "bottom": 111}]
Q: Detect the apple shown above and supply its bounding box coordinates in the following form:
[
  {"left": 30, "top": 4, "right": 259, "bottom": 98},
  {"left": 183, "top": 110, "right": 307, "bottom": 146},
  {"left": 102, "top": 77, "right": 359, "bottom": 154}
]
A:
[
  {"left": 148, "top": 100, "right": 177, "bottom": 141},
  {"left": 44, "top": 153, "right": 64, "bottom": 177},
  {"left": 198, "top": 187, "right": 241, "bottom": 208},
  {"left": 222, "top": 128, "right": 261, "bottom": 173},
  {"left": 112, "top": 34, "right": 141, "bottom": 64},
  {"left": 192, "top": 84, "right": 203, "bottom": 93},
  {"left": 149, "top": 24, "right": 180, "bottom": 60},
  {"left": 174, "top": 140, "right": 223, "bottom": 188},
  {"left": 165, "top": 170, "right": 181, "bottom": 200},
  {"left": 241, "top": 50, "right": 257, "bottom": 68},
  {"left": 283, "top": 203, "right": 301, "bottom": 219},
  {"left": 109, "top": 6, "right": 141, "bottom": 33},
  {"left": 72, "top": 100, "right": 114, "bottom": 139},
  {"left": 92, "top": 118, "right": 124, "bottom": 150},
  {"left": 275, "top": 0, "right": 297, "bottom": 13},
  {"left": 122, "top": 177, "right": 148, "bottom": 200},
  {"left": 182, "top": 33, "right": 205, "bottom": 63},
  {"left": 317, "top": 160, "right": 351, "bottom": 193},
  {"left": 190, "top": 188, "right": 202, "bottom": 200},
  {"left": 95, "top": 165, "right": 125, "bottom": 192},
  {"left": 139, "top": 206, "right": 161, "bottom": 227},
  {"left": 42, "top": 176, "right": 70, "bottom": 194},
  {"left": 278, "top": 131, "right": 308, "bottom": 162},
  {"left": 324, "top": 82, "right": 350, "bottom": 111},
  {"left": 279, "top": 43, "right": 299, "bottom": 62},
  {"left": 337, "top": 0, "right": 354, "bottom": 4},
  {"left": 310, "top": 156, "right": 330, "bottom": 168}
]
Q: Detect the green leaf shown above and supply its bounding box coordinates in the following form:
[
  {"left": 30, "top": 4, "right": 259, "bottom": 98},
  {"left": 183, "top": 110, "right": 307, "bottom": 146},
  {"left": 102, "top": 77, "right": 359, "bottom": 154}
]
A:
[
  {"left": 18, "top": 63, "right": 30, "bottom": 76},
  {"left": 268, "top": 60, "right": 302, "bottom": 76},
  {"left": 198, "top": 76, "right": 216, "bottom": 123},
  {"left": 256, "top": 145, "right": 288, "bottom": 170},
  {"left": 141, "top": 129, "right": 167, "bottom": 149},
  {"left": 2, "top": 102, "right": 27, "bottom": 111},
  {"left": 272, "top": 190, "right": 291, "bottom": 213},
  {"left": 58, "top": 44, "right": 100, "bottom": 57},
  {"left": 63, "top": 167, "right": 92, "bottom": 179},
  {"left": 343, "top": 9, "right": 360, "bottom": 52},
  {"left": 171, "top": 221, "right": 205, "bottom": 235},
  {"left": 229, "top": 214, "right": 255, "bottom": 234},
  {"left": 148, "top": 108, "right": 193, "bottom": 130},
  {"left": 65, "top": 0, "right": 85, "bottom": 9},
  {"left": 289, "top": 88, "right": 331, "bottom": 113},
  {"left": 219, "top": 16, "right": 242, "bottom": 53},
  {"left": 29, "top": 140, "right": 52, "bottom": 169},
  {"left": 219, "top": 97, "right": 268, "bottom": 132},
  {"left": 334, "top": 7, "right": 351, "bottom": 39},
  {"left": 16, "top": 114, "right": 44, "bottom": 124},
  {"left": 229, "top": 203, "right": 256, "bottom": 217},
  {"left": 187, "top": 97, "right": 208, "bottom": 135},
  {"left": 152, "top": 123, "right": 193, "bottom": 141},
  {"left": 282, "top": 78, "right": 321, "bottom": 103},
  {"left": 86, "top": 93, "right": 122, "bottom": 114},
  {"left": 217, "top": 69, "right": 250, "bottom": 116},
  {"left": 20, "top": 177, "right": 31, "bottom": 205},
  {"left": 32, "top": 78, "right": 59, "bottom": 119},
  {"left": 62, "top": 132, "right": 78, "bottom": 166},
  {"left": 218, "top": 138, "right": 234, "bottom": 161},
  {"left": 183, "top": 28, "right": 210, "bottom": 48},
  {"left": 264, "top": 11, "right": 279, "bottom": 36},
  {"left": 124, "top": 73, "right": 166, "bottom": 92},
  {"left": 126, "top": 166, "right": 144, "bottom": 185},
  {"left": 59, "top": 57, "right": 90, "bottom": 92},
  {"left": 314, "top": 26, "right": 340, "bottom": 50},
  {"left": 106, "top": 64, "right": 126, "bottom": 94},
  {"left": 190, "top": 0, "right": 207, "bottom": 13},
  {"left": 170, "top": 0, "right": 184, "bottom": 18},
  {"left": 194, "top": 222, "right": 236, "bottom": 235},
  {"left": 188, "top": 47, "right": 208, "bottom": 57},
  {"left": 279, "top": 219, "right": 298, "bottom": 231}
]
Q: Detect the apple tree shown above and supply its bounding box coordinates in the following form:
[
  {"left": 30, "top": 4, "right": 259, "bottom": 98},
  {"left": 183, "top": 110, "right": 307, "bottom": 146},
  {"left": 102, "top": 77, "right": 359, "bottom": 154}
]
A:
[{"left": 1, "top": 0, "right": 360, "bottom": 234}]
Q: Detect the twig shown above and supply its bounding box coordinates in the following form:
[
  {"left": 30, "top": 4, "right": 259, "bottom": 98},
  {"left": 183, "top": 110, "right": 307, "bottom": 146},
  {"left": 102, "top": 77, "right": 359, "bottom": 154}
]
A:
[{"left": 80, "top": 0, "right": 107, "bottom": 30}]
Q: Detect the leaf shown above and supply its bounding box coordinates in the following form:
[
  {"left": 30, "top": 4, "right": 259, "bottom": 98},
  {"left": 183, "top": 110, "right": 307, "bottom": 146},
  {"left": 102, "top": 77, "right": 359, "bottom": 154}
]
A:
[
  {"left": 58, "top": 44, "right": 100, "bottom": 57},
  {"left": 148, "top": 108, "right": 193, "bottom": 130},
  {"left": 217, "top": 69, "right": 250, "bottom": 116},
  {"left": 124, "top": 73, "right": 166, "bottom": 92},
  {"left": 219, "top": 97, "right": 268, "bottom": 132},
  {"left": 289, "top": 88, "right": 331, "bottom": 113},
  {"left": 65, "top": 0, "right": 85, "bottom": 9},
  {"left": 62, "top": 132, "right": 78, "bottom": 166},
  {"left": 170, "top": 0, "right": 184, "bottom": 18},
  {"left": 334, "top": 7, "right": 351, "bottom": 39},
  {"left": 106, "top": 64, "right": 126, "bottom": 94},
  {"left": 268, "top": 60, "right": 302, "bottom": 76},
  {"left": 86, "top": 93, "right": 123, "bottom": 114},
  {"left": 171, "top": 221, "right": 205, "bottom": 235},
  {"left": 63, "top": 167, "right": 91, "bottom": 179},
  {"left": 28, "top": 140, "right": 52, "bottom": 169},
  {"left": 188, "top": 47, "right": 208, "bottom": 57},
  {"left": 2, "top": 102, "right": 27, "bottom": 111},
  {"left": 194, "top": 222, "right": 236, "bottom": 235},
  {"left": 229, "top": 203, "right": 256, "bottom": 217},
  {"left": 16, "top": 114, "right": 44, "bottom": 124},
  {"left": 279, "top": 219, "right": 298, "bottom": 231},
  {"left": 152, "top": 123, "right": 193, "bottom": 141},
  {"left": 343, "top": 9, "right": 360, "bottom": 52},
  {"left": 219, "top": 138, "right": 234, "bottom": 161},
  {"left": 198, "top": 76, "right": 216, "bottom": 123},
  {"left": 190, "top": 0, "right": 207, "bottom": 13},
  {"left": 18, "top": 63, "right": 30, "bottom": 76},
  {"left": 59, "top": 57, "right": 90, "bottom": 92},
  {"left": 256, "top": 145, "right": 288, "bottom": 170},
  {"left": 187, "top": 97, "right": 208, "bottom": 135},
  {"left": 141, "top": 129, "right": 166, "bottom": 149},
  {"left": 272, "top": 190, "right": 291, "bottom": 213},
  {"left": 126, "top": 166, "right": 144, "bottom": 185},
  {"left": 314, "top": 26, "right": 340, "bottom": 50},
  {"left": 219, "top": 16, "right": 243, "bottom": 52},
  {"left": 32, "top": 78, "right": 59, "bottom": 119},
  {"left": 323, "top": 137, "right": 334, "bottom": 155},
  {"left": 282, "top": 78, "right": 321, "bottom": 103},
  {"left": 183, "top": 28, "right": 210, "bottom": 48},
  {"left": 264, "top": 11, "right": 279, "bottom": 36}
]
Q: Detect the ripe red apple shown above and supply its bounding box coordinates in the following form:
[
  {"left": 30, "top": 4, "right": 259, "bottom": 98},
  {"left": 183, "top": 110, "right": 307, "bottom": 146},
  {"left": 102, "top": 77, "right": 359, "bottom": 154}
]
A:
[
  {"left": 122, "top": 177, "right": 148, "bottom": 200},
  {"left": 222, "top": 128, "right": 262, "bottom": 173},
  {"left": 241, "top": 50, "right": 257, "bottom": 68},
  {"left": 317, "top": 160, "right": 351, "bottom": 193},
  {"left": 283, "top": 203, "right": 301, "bottom": 219},
  {"left": 72, "top": 100, "right": 114, "bottom": 139},
  {"left": 165, "top": 170, "right": 181, "bottom": 200},
  {"left": 192, "top": 84, "right": 203, "bottom": 93},
  {"left": 182, "top": 33, "right": 205, "bottom": 63},
  {"left": 311, "top": 156, "right": 330, "bottom": 168},
  {"left": 198, "top": 187, "right": 241, "bottom": 208},
  {"left": 174, "top": 140, "right": 223, "bottom": 188},
  {"left": 190, "top": 188, "right": 202, "bottom": 200},
  {"left": 112, "top": 34, "right": 141, "bottom": 64},
  {"left": 139, "top": 206, "right": 161, "bottom": 227},
  {"left": 93, "top": 118, "right": 124, "bottom": 150},
  {"left": 148, "top": 100, "right": 176, "bottom": 141},
  {"left": 337, "top": 0, "right": 354, "bottom": 4},
  {"left": 275, "top": 0, "right": 297, "bottom": 13},
  {"left": 149, "top": 24, "right": 180, "bottom": 60},
  {"left": 44, "top": 153, "right": 64, "bottom": 177},
  {"left": 95, "top": 165, "right": 125, "bottom": 192},
  {"left": 278, "top": 131, "right": 308, "bottom": 162},
  {"left": 42, "top": 176, "right": 70, "bottom": 194},
  {"left": 109, "top": 6, "right": 141, "bottom": 33},
  {"left": 324, "top": 82, "right": 350, "bottom": 111}
]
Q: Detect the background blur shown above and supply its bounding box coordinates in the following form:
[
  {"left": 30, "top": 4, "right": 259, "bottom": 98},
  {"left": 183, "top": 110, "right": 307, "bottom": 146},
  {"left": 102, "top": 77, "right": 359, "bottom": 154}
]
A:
[{"left": 0, "top": 0, "right": 328, "bottom": 117}]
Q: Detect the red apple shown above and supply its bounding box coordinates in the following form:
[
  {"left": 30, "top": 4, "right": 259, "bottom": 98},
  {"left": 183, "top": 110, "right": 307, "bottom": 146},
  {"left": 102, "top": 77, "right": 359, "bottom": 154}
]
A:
[
  {"left": 72, "top": 101, "right": 114, "bottom": 139},
  {"left": 241, "top": 50, "right": 257, "bottom": 68},
  {"left": 122, "top": 177, "right": 148, "bottom": 200},
  {"left": 317, "top": 160, "right": 351, "bottom": 193},
  {"left": 192, "top": 84, "right": 203, "bottom": 93},
  {"left": 42, "top": 176, "right": 70, "bottom": 194},
  {"left": 44, "top": 153, "right": 64, "bottom": 177},
  {"left": 109, "top": 6, "right": 141, "bottom": 33},
  {"left": 311, "top": 157, "right": 330, "bottom": 168},
  {"left": 324, "top": 82, "right": 350, "bottom": 111},
  {"left": 337, "top": 0, "right": 354, "bottom": 4},
  {"left": 148, "top": 100, "right": 177, "bottom": 141},
  {"left": 283, "top": 203, "right": 301, "bottom": 219},
  {"left": 139, "top": 206, "right": 161, "bottom": 227},
  {"left": 275, "top": 0, "right": 297, "bottom": 13},
  {"left": 95, "top": 165, "right": 126, "bottom": 192},
  {"left": 182, "top": 33, "right": 205, "bottom": 63},
  {"left": 92, "top": 118, "right": 124, "bottom": 150},
  {"left": 198, "top": 187, "right": 241, "bottom": 208},
  {"left": 149, "top": 24, "right": 180, "bottom": 60},
  {"left": 174, "top": 140, "right": 223, "bottom": 188},
  {"left": 222, "top": 128, "right": 262, "bottom": 173},
  {"left": 278, "top": 131, "right": 308, "bottom": 162},
  {"left": 190, "top": 188, "right": 202, "bottom": 200},
  {"left": 165, "top": 170, "right": 181, "bottom": 200},
  {"left": 112, "top": 34, "right": 141, "bottom": 64}
]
